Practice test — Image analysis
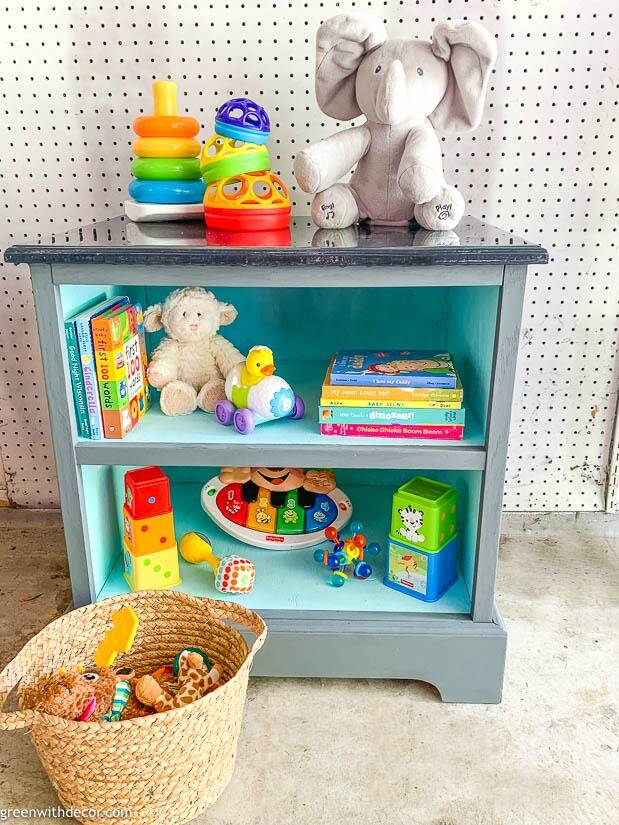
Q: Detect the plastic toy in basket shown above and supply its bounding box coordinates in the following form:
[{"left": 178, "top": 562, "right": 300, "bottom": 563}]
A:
[
  {"left": 204, "top": 171, "right": 292, "bottom": 231},
  {"left": 200, "top": 134, "right": 271, "bottom": 185},
  {"left": 214, "top": 97, "right": 271, "bottom": 144}
]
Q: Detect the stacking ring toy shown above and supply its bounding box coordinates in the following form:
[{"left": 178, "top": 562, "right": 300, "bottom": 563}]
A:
[
  {"left": 132, "top": 136, "right": 201, "bottom": 158},
  {"left": 133, "top": 80, "right": 200, "bottom": 138},
  {"left": 129, "top": 178, "right": 205, "bottom": 204},
  {"left": 214, "top": 98, "right": 270, "bottom": 145},
  {"left": 204, "top": 171, "right": 291, "bottom": 230},
  {"left": 200, "top": 135, "right": 270, "bottom": 185},
  {"left": 131, "top": 157, "right": 201, "bottom": 180}
]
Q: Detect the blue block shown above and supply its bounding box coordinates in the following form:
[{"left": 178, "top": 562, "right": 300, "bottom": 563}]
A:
[
  {"left": 128, "top": 178, "right": 205, "bottom": 204},
  {"left": 305, "top": 493, "right": 338, "bottom": 533},
  {"left": 383, "top": 534, "right": 458, "bottom": 602}
]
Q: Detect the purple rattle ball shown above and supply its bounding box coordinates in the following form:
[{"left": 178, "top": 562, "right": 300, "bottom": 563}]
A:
[{"left": 215, "top": 97, "right": 270, "bottom": 144}]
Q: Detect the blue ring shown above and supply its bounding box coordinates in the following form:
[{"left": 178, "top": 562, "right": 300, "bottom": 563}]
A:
[
  {"left": 128, "top": 178, "right": 205, "bottom": 204},
  {"left": 214, "top": 120, "right": 270, "bottom": 145}
]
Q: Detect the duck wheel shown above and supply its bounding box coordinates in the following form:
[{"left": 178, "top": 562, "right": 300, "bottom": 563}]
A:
[
  {"left": 234, "top": 408, "right": 255, "bottom": 434},
  {"left": 215, "top": 400, "right": 235, "bottom": 426},
  {"left": 290, "top": 395, "right": 305, "bottom": 420}
]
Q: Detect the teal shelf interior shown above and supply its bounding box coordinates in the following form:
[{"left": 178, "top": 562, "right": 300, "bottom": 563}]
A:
[
  {"left": 84, "top": 466, "right": 481, "bottom": 616},
  {"left": 60, "top": 282, "right": 499, "bottom": 444},
  {"left": 86, "top": 359, "right": 482, "bottom": 450}
]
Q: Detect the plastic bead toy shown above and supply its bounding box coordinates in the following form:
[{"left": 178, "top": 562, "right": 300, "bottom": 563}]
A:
[
  {"left": 202, "top": 97, "right": 291, "bottom": 231},
  {"left": 179, "top": 531, "right": 255, "bottom": 594},
  {"left": 124, "top": 81, "right": 205, "bottom": 222},
  {"left": 214, "top": 98, "right": 271, "bottom": 144},
  {"left": 313, "top": 521, "right": 381, "bottom": 587},
  {"left": 215, "top": 345, "right": 304, "bottom": 434},
  {"left": 200, "top": 135, "right": 270, "bottom": 184},
  {"left": 122, "top": 466, "right": 182, "bottom": 591}
]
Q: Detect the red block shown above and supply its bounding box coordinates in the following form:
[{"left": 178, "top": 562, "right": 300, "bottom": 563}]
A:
[{"left": 125, "top": 466, "right": 171, "bottom": 519}]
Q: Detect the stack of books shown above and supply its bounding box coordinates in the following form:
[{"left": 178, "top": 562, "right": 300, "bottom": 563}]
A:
[
  {"left": 319, "top": 350, "right": 464, "bottom": 440},
  {"left": 64, "top": 296, "right": 150, "bottom": 439}
]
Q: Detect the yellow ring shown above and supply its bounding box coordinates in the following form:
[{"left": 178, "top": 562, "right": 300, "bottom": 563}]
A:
[{"left": 132, "top": 136, "right": 201, "bottom": 158}]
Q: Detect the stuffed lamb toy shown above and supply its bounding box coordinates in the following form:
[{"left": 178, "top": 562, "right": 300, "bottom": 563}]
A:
[
  {"left": 144, "top": 287, "right": 244, "bottom": 416},
  {"left": 294, "top": 13, "right": 497, "bottom": 231}
]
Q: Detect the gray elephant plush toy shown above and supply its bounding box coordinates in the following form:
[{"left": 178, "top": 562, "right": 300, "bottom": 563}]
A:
[{"left": 294, "top": 13, "right": 497, "bottom": 231}]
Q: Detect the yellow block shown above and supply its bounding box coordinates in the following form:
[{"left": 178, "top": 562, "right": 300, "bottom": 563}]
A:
[
  {"left": 246, "top": 488, "right": 277, "bottom": 533},
  {"left": 123, "top": 505, "right": 175, "bottom": 556},
  {"left": 132, "top": 136, "right": 200, "bottom": 158},
  {"left": 123, "top": 542, "right": 181, "bottom": 591}
]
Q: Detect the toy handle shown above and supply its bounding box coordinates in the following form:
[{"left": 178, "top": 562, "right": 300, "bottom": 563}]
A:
[
  {"left": 153, "top": 80, "right": 177, "bottom": 116},
  {"left": 0, "top": 647, "right": 44, "bottom": 730}
]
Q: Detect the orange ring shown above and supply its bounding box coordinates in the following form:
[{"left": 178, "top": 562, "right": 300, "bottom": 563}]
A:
[{"left": 133, "top": 114, "right": 200, "bottom": 139}]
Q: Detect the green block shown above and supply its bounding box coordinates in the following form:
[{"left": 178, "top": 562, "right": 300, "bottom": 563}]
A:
[
  {"left": 275, "top": 489, "right": 305, "bottom": 535},
  {"left": 390, "top": 476, "right": 457, "bottom": 551}
]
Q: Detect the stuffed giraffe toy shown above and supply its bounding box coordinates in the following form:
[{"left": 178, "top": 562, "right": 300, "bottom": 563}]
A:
[{"left": 135, "top": 650, "right": 221, "bottom": 712}]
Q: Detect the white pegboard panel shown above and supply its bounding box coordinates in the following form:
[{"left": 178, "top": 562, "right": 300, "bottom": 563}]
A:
[{"left": 0, "top": 0, "right": 617, "bottom": 509}]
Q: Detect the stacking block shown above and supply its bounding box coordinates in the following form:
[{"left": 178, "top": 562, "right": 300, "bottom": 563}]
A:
[
  {"left": 390, "top": 476, "right": 457, "bottom": 551},
  {"left": 384, "top": 534, "right": 458, "bottom": 603},
  {"left": 125, "top": 466, "right": 171, "bottom": 519},
  {"left": 123, "top": 505, "right": 175, "bottom": 555},
  {"left": 123, "top": 543, "right": 181, "bottom": 591}
]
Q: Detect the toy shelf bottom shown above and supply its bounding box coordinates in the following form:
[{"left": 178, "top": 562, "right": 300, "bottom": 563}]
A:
[{"left": 97, "top": 482, "right": 472, "bottom": 616}]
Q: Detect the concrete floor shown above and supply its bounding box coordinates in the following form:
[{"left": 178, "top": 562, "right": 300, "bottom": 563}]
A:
[{"left": 0, "top": 510, "right": 617, "bottom": 824}]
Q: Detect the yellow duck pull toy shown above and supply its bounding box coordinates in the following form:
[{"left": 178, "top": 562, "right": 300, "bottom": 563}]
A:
[{"left": 215, "top": 345, "right": 305, "bottom": 435}]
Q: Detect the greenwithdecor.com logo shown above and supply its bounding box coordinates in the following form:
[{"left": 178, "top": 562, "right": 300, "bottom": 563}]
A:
[{"left": 0, "top": 808, "right": 131, "bottom": 821}]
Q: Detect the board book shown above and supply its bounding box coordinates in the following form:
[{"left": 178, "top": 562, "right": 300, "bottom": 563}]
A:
[
  {"left": 92, "top": 304, "right": 147, "bottom": 439},
  {"left": 321, "top": 359, "right": 463, "bottom": 402},
  {"left": 320, "top": 406, "right": 465, "bottom": 427},
  {"left": 69, "top": 295, "right": 129, "bottom": 440},
  {"left": 320, "top": 423, "right": 464, "bottom": 440},
  {"left": 329, "top": 350, "right": 457, "bottom": 388}
]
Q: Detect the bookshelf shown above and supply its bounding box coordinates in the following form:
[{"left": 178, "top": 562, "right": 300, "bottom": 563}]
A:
[{"left": 5, "top": 216, "right": 547, "bottom": 702}]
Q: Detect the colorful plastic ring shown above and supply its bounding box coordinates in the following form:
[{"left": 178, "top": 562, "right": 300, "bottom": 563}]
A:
[
  {"left": 215, "top": 97, "right": 270, "bottom": 144},
  {"left": 133, "top": 114, "right": 200, "bottom": 139},
  {"left": 132, "top": 137, "right": 201, "bottom": 158},
  {"left": 206, "top": 227, "right": 292, "bottom": 247},
  {"left": 130, "top": 157, "right": 201, "bottom": 181},
  {"left": 201, "top": 149, "right": 270, "bottom": 185},
  {"left": 173, "top": 647, "right": 212, "bottom": 676},
  {"left": 204, "top": 205, "right": 291, "bottom": 231},
  {"left": 215, "top": 120, "right": 270, "bottom": 144},
  {"left": 129, "top": 178, "right": 205, "bottom": 204}
]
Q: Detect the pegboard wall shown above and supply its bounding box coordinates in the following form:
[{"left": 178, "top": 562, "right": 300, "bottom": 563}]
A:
[{"left": 0, "top": 0, "right": 617, "bottom": 509}]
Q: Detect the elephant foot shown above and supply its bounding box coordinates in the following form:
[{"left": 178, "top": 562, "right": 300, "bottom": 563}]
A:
[
  {"left": 311, "top": 184, "right": 359, "bottom": 229},
  {"left": 413, "top": 184, "right": 465, "bottom": 232},
  {"left": 159, "top": 381, "right": 198, "bottom": 416},
  {"left": 197, "top": 378, "right": 226, "bottom": 413}
]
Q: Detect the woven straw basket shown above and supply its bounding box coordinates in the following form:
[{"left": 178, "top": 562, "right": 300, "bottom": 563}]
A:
[{"left": 0, "top": 591, "right": 267, "bottom": 825}]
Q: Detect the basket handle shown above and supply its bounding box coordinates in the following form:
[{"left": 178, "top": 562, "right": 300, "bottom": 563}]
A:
[
  {"left": 204, "top": 598, "right": 267, "bottom": 666},
  {"left": 0, "top": 647, "right": 43, "bottom": 730}
]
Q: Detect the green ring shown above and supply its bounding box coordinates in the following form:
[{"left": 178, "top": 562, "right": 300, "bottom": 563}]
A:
[
  {"left": 200, "top": 147, "right": 270, "bottom": 185},
  {"left": 131, "top": 157, "right": 201, "bottom": 181}
]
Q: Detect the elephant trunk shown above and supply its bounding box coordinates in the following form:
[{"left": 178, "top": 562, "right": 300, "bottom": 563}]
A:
[{"left": 375, "top": 59, "right": 409, "bottom": 125}]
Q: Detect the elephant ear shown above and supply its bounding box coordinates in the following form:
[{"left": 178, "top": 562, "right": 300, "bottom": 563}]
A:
[
  {"left": 429, "top": 20, "right": 497, "bottom": 133},
  {"left": 316, "top": 13, "right": 387, "bottom": 120}
]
